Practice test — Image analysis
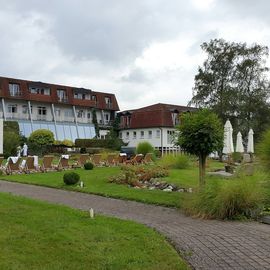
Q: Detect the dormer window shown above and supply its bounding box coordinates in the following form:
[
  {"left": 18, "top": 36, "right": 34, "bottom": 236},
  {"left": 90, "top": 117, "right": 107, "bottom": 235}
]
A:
[
  {"left": 105, "top": 97, "right": 112, "bottom": 108},
  {"left": 74, "top": 92, "right": 91, "bottom": 100},
  {"left": 57, "top": 89, "right": 68, "bottom": 102},
  {"left": 29, "top": 86, "right": 50, "bottom": 95},
  {"left": 9, "top": 83, "right": 21, "bottom": 96}
]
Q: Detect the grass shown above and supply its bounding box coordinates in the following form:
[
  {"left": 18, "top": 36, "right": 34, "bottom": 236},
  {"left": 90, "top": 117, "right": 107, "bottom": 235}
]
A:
[
  {"left": 0, "top": 192, "right": 190, "bottom": 270},
  {"left": 1, "top": 159, "right": 225, "bottom": 208}
]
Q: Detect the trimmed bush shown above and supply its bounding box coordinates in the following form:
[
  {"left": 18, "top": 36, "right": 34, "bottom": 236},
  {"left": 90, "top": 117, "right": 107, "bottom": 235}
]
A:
[
  {"left": 84, "top": 162, "right": 94, "bottom": 170},
  {"left": 136, "top": 141, "right": 154, "bottom": 156},
  {"left": 29, "top": 129, "right": 54, "bottom": 145},
  {"left": 63, "top": 172, "right": 80, "bottom": 185}
]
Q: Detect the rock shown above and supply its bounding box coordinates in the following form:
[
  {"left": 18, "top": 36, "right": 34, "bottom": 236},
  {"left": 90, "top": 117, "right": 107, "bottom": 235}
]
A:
[
  {"left": 163, "top": 188, "right": 172, "bottom": 192},
  {"left": 243, "top": 153, "right": 251, "bottom": 163},
  {"left": 149, "top": 186, "right": 155, "bottom": 190},
  {"left": 178, "top": 188, "right": 185, "bottom": 192},
  {"left": 188, "top": 188, "right": 193, "bottom": 193}
]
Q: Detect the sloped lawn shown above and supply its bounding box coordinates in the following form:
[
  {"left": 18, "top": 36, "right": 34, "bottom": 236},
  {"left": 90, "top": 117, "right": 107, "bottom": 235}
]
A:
[{"left": 0, "top": 192, "right": 189, "bottom": 270}]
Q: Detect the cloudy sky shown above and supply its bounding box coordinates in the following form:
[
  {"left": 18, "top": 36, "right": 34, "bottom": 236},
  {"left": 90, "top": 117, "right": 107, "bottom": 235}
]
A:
[{"left": 0, "top": 0, "right": 269, "bottom": 110}]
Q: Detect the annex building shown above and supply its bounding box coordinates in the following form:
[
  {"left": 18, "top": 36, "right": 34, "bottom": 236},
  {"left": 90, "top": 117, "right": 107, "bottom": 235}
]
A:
[{"left": 118, "top": 103, "right": 196, "bottom": 152}]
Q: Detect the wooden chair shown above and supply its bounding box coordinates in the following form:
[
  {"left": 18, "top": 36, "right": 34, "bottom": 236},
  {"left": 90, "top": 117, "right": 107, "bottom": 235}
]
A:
[
  {"left": 72, "top": 154, "right": 90, "bottom": 168},
  {"left": 6, "top": 157, "right": 22, "bottom": 175},
  {"left": 23, "top": 156, "right": 37, "bottom": 173},
  {"left": 40, "top": 155, "right": 54, "bottom": 172},
  {"left": 142, "top": 153, "right": 154, "bottom": 164},
  {"left": 126, "top": 154, "right": 144, "bottom": 165},
  {"left": 107, "top": 154, "right": 118, "bottom": 166},
  {"left": 118, "top": 154, "right": 127, "bottom": 164},
  {"left": 91, "top": 154, "right": 102, "bottom": 166},
  {"left": 57, "top": 156, "right": 70, "bottom": 170}
]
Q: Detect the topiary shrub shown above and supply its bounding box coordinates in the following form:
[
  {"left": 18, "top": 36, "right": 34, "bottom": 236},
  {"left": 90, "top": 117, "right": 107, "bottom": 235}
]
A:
[
  {"left": 29, "top": 129, "right": 54, "bottom": 145},
  {"left": 84, "top": 162, "right": 94, "bottom": 170},
  {"left": 63, "top": 172, "right": 80, "bottom": 185},
  {"left": 136, "top": 141, "right": 154, "bottom": 156}
]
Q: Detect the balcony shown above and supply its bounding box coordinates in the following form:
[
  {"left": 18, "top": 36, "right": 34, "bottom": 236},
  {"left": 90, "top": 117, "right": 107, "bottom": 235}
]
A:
[{"left": 57, "top": 97, "right": 68, "bottom": 103}]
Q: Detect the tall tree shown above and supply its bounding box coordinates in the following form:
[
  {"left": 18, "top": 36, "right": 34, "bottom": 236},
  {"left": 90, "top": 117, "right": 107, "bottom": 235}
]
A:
[{"left": 190, "top": 39, "right": 270, "bottom": 141}]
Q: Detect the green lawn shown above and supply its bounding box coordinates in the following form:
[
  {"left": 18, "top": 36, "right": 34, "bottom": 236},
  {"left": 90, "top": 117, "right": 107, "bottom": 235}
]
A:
[
  {"left": 1, "top": 160, "right": 225, "bottom": 208},
  {"left": 0, "top": 192, "right": 189, "bottom": 270}
]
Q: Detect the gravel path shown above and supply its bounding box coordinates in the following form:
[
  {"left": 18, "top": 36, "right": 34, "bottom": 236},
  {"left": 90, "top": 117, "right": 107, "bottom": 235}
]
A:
[{"left": 0, "top": 180, "right": 269, "bottom": 270}]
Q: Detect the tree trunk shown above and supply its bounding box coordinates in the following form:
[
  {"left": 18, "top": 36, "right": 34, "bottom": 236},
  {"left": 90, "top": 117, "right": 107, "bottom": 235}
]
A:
[{"left": 199, "top": 154, "right": 206, "bottom": 187}]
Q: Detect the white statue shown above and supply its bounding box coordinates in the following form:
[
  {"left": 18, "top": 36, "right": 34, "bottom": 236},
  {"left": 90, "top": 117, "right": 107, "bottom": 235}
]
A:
[{"left": 22, "top": 143, "right": 28, "bottom": 157}]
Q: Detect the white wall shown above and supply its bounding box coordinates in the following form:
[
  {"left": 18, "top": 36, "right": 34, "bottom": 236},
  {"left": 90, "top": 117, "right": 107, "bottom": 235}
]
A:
[{"left": 120, "top": 127, "right": 177, "bottom": 148}]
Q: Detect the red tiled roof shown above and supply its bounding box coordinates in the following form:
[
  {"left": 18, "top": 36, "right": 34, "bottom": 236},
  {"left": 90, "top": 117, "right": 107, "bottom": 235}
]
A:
[
  {"left": 119, "top": 103, "right": 196, "bottom": 129},
  {"left": 0, "top": 76, "right": 119, "bottom": 111}
]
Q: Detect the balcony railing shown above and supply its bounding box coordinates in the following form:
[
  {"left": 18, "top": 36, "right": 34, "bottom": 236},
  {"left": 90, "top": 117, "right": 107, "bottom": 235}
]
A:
[{"left": 57, "top": 97, "right": 68, "bottom": 103}]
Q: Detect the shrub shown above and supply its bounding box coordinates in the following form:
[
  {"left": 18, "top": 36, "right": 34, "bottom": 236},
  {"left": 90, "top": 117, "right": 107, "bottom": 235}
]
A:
[
  {"left": 75, "top": 138, "right": 125, "bottom": 150},
  {"left": 159, "top": 154, "right": 190, "bottom": 169},
  {"left": 29, "top": 129, "right": 54, "bottom": 145},
  {"left": 183, "top": 177, "right": 264, "bottom": 220},
  {"left": 84, "top": 162, "right": 94, "bottom": 170},
  {"left": 63, "top": 172, "right": 80, "bottom": 185},
  {"left": 3, "top": 131, "right": 21, "bottom": 158},
  {"left": 62, "top": 139, "right": 74, "bottom": 147},
  {"left": 257, "top": 129, "right": 270, "bottom": 169},
  {"left": 136, "top": 141, "right": 154, "bottom": 156}
]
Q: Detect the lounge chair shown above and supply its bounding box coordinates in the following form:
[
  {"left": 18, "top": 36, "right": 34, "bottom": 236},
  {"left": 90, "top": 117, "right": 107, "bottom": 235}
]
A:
[
  {"left": 72, "top": 154, "right": 90, "bottom": 168},
  {"left": 23, "top": 156, "right": 39, "bottom": 173},
  {"left": 118, "top": 154, "right": 127, "bottom": 164},
  {"left": 142, "top": 153, "right": 154, "bottom": 164},
  {"left": 106, "top": 154, "right": 118, "bottom": 166},
  {"left": 56, "top": 155, "right": 70, "bottom": 170},
  {"left": 91, "top": 154, "right": 102, "bottom": 166},
  {"left": 6, "top": 157, "right": 22, "bottom": 175},
  {"left": 126, "top": 154, "right": 144, "bottom": 165},
  {"left": 40, "top": 155, "right": 54, "bottom": 172}
]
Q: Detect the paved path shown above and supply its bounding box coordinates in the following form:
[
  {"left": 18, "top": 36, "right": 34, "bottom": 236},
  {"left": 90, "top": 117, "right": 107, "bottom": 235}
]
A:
[{"left": 0, "top": 180, "right": 269, "bottom": 270}]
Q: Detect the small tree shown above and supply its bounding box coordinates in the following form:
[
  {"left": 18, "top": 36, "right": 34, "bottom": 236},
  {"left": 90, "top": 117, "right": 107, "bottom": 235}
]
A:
[
  {"left": 92, "top": 109, "right": 100, "bottom": 138},
  {"left": 178, "top": 109, "right": 223, "bottom": 186},
  {"left": 29, "top": 129, "right": 54, "bottom": 145}
]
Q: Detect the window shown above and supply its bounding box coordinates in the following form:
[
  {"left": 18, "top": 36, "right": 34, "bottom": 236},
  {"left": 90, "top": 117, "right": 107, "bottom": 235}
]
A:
[
  {"left": 91, "top": 95, "right": 97, "bottom": 101},
  {"left": 126, "top": 132, "right": 129, "bottom": 139},
  {"left": 167, "top": 130, "right": 175, "bottom": 144},
  {"left": 140, "top": 131, "right": 144, "bottom": 139},
  {"left": 38, "top": 106, "right": 47, "bottom": 115},
  {"left": 57, "top": 89, "right": 68, "bottom": 102},
  {"left": 148, "top": 130, "right": 152, "bottom": 139},
  {"left": 29, "top": 86, "right": 50, "bottom": 95},
  {"left": 77, "top": 110, "right": 84, "bottom": 118},
  {"left": 9, "top": 83, "right": 21, "bottom": 96},
  {"left": 119, "top": 132, "right": 122, "bottom": 139},
  {"left": 64, "top": 109, "right": 73, "bottom": 118},
  {"left": 8, "top": 104, "right": 17, "bottom": 113},
  {"left": 104, "top": 113, "right": 110, "bottom": 124},
  {"left": 55, "top": 108, "right": 61, "bottom": 117},
  {"left": 87, "top": 111, "right": 91, "bottom": 119},
  {"left": 22, "top": 105, "right": 32, "bottom": 114},
  {"left": 133, "top": 131, "right": 137, "bottom": 139},
  {"left": 105, "top": 97, "right": 112, "bottom": 108},
  {"left": 156, "top": 130, "right": 161, "bottom": 138},
  {"left": 22, "top": 105, "right": 28, "bottom": 114},
  {"left": 74, "top": 92, "right": 91, "bottom": 100}
]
